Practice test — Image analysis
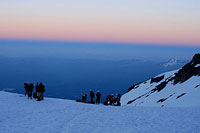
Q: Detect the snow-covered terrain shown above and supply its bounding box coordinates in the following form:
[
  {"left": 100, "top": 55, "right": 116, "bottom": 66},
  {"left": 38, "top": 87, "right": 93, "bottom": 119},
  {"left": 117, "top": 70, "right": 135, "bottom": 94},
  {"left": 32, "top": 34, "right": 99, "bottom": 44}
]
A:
[
  {"left": 121, "top": 70, "right": 200, "bottom": 107},
  {"left": 121, "top": 54, "right": 200, "bottom": 107},
  {"left": 0, "top": 91, "right": 200, "bottom": 133},
  {"left": 1, "top": 54, "right": 200, "bottom": 132}
]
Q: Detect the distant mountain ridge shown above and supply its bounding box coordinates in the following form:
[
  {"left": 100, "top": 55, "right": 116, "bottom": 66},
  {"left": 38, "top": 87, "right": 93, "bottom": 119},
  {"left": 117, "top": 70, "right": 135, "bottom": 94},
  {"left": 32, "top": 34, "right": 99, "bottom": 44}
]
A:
[
  {"left": 164, "top": 58, "right": 178, "bottom": 67},
  {"left": 121, "top": 54, "right": 200, "bottom": 107},
  {"left": 163, "top": 58, "right": 188, "bottom": 68}
]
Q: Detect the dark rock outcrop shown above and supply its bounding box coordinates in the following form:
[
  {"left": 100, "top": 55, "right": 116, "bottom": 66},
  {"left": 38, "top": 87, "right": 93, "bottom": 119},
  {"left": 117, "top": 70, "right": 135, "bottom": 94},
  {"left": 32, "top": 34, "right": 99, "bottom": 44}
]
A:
[
  {"left": 151, "top": 81, "right": 168, "bottom": 92},
  {"left": 191, "top": 54, "right": 200, "bottom": 65},
  {"left": 150, "top": 75, "right": 165, "bottom": 84},
  {"left": 176, "top": 93, "right": 186, "bottom": 99},
  {"left": 174, "top": 54, "right": 200, "bottom": 84},
  {"left": 127, "top": 99, "right": 137, "bottom": 104},
  {"left": 157, "top": 98, "right": 167, "bottom": 103},
  {"left": 195, "top": 67, "right": 200, "bottom": 76},
  {"left": 195, "top": 84, "right": 200, "bottom": 88},
  {"left": 157, "top": 93, "right": 175, "bottom": 103},
  {"left": 127, "top": 82, "right": 142, "bottom": 92}
]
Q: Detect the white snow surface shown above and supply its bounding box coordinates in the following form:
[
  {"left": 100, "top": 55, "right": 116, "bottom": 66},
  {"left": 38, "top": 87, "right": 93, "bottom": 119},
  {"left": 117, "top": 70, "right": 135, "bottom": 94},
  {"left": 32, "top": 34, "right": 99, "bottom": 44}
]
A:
[
  {"left": 195, "top": 64, "right": 200, "bottom": 67},
  {"left": 1, "top": 91, "right": 200, "bottom": 133},
  {"left": 121, "top": 70, "right": 200, "bottom": 107}
]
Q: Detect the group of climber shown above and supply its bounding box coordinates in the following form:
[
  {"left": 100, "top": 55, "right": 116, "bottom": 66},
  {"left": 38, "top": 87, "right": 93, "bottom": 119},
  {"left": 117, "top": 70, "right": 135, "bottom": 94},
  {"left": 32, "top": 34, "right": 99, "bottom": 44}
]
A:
[
  {"left": 24, "top": 82, "right": 45, "bottom": 101},
  {"left": 81, "top": 90, "right": 121, "bottom": 106},
  {"left": 24, "top": 83, "right": 121, "bottom": 105},
  {"left": 82, "top": 90, "right": 101, "bottom": 104},
  {"left": 104, "top": 93, "right": 121, "bottom": 106}
]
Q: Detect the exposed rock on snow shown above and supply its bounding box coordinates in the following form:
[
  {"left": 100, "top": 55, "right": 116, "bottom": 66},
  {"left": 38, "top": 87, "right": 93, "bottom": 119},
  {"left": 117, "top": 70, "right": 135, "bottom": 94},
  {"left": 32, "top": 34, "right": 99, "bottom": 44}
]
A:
[
  {"left": 127, "top": 82, "right": 142, "bottom": 92},
  {"left": 176, "top": 93, "right": 186, "bottom": 99},
  {"left": 174, "top": 54, "right": 200, "bottom": 84},
  {"left": 150, "top": 75, "right": 165, "bottom": 84}
]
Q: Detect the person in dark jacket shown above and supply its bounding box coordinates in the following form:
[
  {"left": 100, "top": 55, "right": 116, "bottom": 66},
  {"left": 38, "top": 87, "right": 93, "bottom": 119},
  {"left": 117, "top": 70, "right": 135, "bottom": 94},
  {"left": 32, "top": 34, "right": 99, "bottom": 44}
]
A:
[
  {"left": 28, "top": 83, "right": 34, "bottom": 99},
  {"left": 109, "top": 94, "right": 114, "bottom": 105},
  {"left": 82, "top": 93, "right": 87, "bottom": 103},
  {"left": 106, "top": 95, "right": 109, "bottom": 104},
  {"left": 37, "top": 82, "right": 45, "bottom": 101},
  {"left": 90, "top": 90, "right": 95, "bottom": 103},
  {"left": 37, "top": 83, "right": 42, "bottom": 101},
  {"left": 40, "top": 83, "right": 45, "bottom": 100},
  {"left": 116, "top": 93, "right": 121, "bottom": 106},
  {"left": 96, "top": 91, "right": 101, "bottom": 104},
  {"left": 24, "top": 83, "right": 28, "bottom": 96},
  {"left": 34, "top": 82, "right": 39, "bottom": 98}
]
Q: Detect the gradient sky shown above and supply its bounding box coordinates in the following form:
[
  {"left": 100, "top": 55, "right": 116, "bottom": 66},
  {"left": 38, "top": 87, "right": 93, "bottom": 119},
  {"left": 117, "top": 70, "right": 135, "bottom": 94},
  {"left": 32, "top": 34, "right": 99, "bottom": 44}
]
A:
[{"left": 0, "top": 0, "right": 200, "bottom": 46}]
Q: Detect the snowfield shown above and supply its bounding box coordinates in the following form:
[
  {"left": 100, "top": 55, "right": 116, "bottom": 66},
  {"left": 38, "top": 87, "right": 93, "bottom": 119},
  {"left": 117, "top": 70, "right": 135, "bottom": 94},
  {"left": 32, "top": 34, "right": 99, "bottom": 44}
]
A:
[{"left": 0, "top": 91, "right": 200, "bottom": 133}]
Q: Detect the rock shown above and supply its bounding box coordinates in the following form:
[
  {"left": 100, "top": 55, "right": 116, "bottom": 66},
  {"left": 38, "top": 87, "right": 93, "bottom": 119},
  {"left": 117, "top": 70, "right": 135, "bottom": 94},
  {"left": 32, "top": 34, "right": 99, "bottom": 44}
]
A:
[
  {"left": 157, "top": 98, "right": 167, "bottom": 103},
  {"left": 176, "top": 93, "right": 186, "bottom": 99},
  {"left": 127, "top": 99, "right": 136, "bottom": 104},
  {"left": 195, "top": 67, "right": 200, "bottom": 76},
  {"left": 150, "top": 75, "right": 165, "bottom": 84},
  {"left": 191, "top": 54, "right": 200, "bottom": 66},
  {"left": 127, "top": 82, "right": 142, "bottom": 92},
  {"left": 195, "top": 85, "right": 200, "bottom": 88},
  {"left": 174, "top": 54, "right": 200, "bottom": 84},
  {"left": 152, "top": 81, "right": 168, "bottom": 92}
]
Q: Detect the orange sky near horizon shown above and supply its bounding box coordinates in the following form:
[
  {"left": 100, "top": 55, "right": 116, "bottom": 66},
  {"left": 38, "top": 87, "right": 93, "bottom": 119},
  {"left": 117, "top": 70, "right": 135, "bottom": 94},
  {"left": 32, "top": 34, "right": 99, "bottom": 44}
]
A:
[{"left": 0, "top": 0, "right": 200, "bottom": 46}]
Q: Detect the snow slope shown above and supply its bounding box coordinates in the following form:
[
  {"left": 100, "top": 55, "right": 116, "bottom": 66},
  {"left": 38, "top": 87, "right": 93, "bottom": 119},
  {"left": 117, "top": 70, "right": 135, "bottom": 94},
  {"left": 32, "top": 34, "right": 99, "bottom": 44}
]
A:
[
  {"left": 121, "top": 70, "right": 200, "bottom": 107},
  {"left": 0, "top": 91, "right": 200, "bottom": 133},
  {"left": 121, "top": 54, "right": 200, "bottom": 107}
]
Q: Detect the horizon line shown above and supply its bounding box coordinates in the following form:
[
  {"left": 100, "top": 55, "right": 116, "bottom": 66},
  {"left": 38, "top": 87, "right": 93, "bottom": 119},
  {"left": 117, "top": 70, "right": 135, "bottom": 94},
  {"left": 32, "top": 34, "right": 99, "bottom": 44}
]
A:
[{"left": 0, "top": 38, "right": 200, "bottom": 48}]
